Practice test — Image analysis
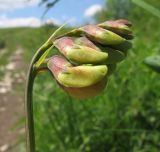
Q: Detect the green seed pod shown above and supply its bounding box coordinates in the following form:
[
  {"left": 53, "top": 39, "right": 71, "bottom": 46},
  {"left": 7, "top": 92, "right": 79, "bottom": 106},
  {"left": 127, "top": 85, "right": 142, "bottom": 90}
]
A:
[
  {"left": 80, "top": 25, "right": 126, "bottom": 45},
  {"left": 48, "top": 56, "right": 108, "bottom": 88},
  {"left": 54, "top": 37, "right": 108, "bottom": 64}
]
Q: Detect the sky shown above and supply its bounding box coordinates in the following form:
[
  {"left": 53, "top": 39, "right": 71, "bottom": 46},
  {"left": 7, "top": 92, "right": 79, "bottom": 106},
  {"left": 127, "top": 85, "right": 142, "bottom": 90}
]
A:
[{"left": 0, "top": 0, "right": 104, "bottom": 28}]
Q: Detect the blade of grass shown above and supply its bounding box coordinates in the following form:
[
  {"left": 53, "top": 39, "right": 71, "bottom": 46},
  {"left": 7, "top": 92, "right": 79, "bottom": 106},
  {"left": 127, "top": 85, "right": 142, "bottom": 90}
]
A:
[{"left": 132, "top": 0, "right": 160, "bottom": 18}]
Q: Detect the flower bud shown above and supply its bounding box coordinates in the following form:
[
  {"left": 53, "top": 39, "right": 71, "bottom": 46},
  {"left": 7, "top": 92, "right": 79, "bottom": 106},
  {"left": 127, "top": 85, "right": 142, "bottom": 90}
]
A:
[
  {"left": 99, "top": 20, "right": 132, "bottom": 35},
  {"left": 116, "top": 19, "right": 132, "bottom": 27},
  {"left": 76, "top": 37, "right": 125, "bottom": 64},
  {"left": 62, "top": 78, "right": 108, "bottom": 99},
  {"left": 47, "top": 56, "right": 108, "bottom": 99},
  {"left": 73, "top": 36, "right": 125, "bottom": 64},
  {"left": 47, "top": 55, "right": 71, "bottom": 80},
  {"left": 54, "top": 36, "right": 125, "bottom": 65},
  {"left": 48, "top": 56, "right": 108, "bottom": 88},
  {"left": 80, "top": 25, "right": 126, "bottom": 45},
  {"left": 46, "top": 20, "right": 133, "bottom": 99},
  {"left": 74, "top": 36, "right": 99, "bottom": 50},
  {"left": 54, "top": 37, "right": 108, "bottom": 64}
]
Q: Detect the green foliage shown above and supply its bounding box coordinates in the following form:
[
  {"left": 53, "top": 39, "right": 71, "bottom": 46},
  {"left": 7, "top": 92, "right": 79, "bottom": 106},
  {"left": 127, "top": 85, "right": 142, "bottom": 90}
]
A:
[
  {"left": 95, "top": 0, "right": 131, "bottom": 22},
  {"left": 132, "top": 0, "right": 160, "bottom": 18},
  {"left": 0, "top": 25, "right": 69, "bottom": 65}
]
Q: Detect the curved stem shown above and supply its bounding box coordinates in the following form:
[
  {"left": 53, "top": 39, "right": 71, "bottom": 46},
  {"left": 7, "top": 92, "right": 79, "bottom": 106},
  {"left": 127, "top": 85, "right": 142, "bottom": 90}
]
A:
[
  {"left": 25, "top": 24, "right": 68, "bottom": 152},
  {"left": 25, "top": 43, "right": 52, "bottom": 152},
  {"left": 25, "top": 66, "right": 36, "bottom": 152}
]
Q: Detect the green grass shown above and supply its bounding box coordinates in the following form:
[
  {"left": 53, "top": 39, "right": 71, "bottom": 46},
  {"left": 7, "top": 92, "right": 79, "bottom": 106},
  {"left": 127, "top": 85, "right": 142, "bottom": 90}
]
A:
[{"left": 0, "top": 25, "right": 69, "bottom": 65}]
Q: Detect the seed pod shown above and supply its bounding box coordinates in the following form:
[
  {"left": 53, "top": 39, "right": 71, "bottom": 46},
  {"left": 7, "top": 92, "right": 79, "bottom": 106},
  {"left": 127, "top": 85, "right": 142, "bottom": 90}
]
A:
[
  {"left": 54, "top": 37, "right": 108, "bottom": 64},
  {"left": 48, "top": 56, "right": 108, "bottom": 88},
  {"left": 80, "top": 25, "right": 126, "bottom": 45}
]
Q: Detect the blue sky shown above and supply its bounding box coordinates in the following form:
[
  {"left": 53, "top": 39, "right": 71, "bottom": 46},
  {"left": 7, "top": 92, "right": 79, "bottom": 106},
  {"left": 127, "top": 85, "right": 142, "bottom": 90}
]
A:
[{"left": 0, "top": 0, "right": 104, "bottom": 28}]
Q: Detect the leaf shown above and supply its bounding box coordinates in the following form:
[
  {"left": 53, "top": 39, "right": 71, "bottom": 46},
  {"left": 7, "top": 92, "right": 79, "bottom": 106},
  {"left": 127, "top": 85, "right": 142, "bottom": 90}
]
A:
[
  {"left": 35, "top": 21, "right": 69, "bottom": 68},
  {"left": 35, "top": 45, "right": 53, "bottom": 68},
  {"left": 144, "top": 55, "right": 160, "bottom": 73}
]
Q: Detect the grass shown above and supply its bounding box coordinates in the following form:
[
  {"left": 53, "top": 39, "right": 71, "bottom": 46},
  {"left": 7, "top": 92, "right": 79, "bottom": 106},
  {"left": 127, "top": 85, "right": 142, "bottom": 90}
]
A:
[{"left": 0, "top": 25, "right": 69, "bottom": 65}]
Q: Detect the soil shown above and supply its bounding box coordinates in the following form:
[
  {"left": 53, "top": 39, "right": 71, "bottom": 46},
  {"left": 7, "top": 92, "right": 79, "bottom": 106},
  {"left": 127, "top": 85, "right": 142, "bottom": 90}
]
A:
[{"left": 0, "top": 49, "right": 26, "bottom": 152}]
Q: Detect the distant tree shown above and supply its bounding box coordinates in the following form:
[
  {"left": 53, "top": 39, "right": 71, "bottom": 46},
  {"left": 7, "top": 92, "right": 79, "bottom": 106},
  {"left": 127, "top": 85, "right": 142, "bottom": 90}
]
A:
[{"left": 95, "top": 0, "right": 131, "bottom": 22}]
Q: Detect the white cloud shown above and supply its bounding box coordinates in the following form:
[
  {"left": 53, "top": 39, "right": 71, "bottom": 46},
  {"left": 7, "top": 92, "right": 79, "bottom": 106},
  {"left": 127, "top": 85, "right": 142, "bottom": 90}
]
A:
[
  {"left": 0, "top": 17, "right": 41, "bottom": 28},
  {"left": 0, "top": 17, "right": 60, "bottom": 28},
  {"left": 84, "top": 4, "right": 102, "bottom": 17},
  {"left": 0, "top": 0, "right": 40, "bottom": 11}
]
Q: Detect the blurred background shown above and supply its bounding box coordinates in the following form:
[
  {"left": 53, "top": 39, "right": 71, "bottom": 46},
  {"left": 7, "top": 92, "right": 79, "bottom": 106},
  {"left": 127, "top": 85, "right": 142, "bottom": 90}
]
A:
[{"left": 0, "top": 0, "right": 160, "bottom": 152}]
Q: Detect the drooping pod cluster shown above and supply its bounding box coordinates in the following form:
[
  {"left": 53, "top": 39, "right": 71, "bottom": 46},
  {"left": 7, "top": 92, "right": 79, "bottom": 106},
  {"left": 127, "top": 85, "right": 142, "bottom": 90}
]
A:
[{"left": 47, "top": 19, "right": 133, "bottom": 99}]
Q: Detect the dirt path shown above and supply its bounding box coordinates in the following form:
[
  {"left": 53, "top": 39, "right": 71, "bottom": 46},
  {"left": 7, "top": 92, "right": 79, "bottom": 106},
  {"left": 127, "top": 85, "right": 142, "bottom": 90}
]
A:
[{"left": 0, "top": 49, "right": 26, "bottom": 152}]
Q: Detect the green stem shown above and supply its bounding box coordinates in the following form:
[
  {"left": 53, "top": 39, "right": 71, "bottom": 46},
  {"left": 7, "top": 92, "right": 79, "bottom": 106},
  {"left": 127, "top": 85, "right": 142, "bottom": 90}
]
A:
[
  {"left": 25, "top": 23, "right": 68, "bottom": 152},
  {"left": 25, "top": 66, "right": 36, "bottom": 152},
  {"left": 25, "top": 43, "right": 52, "bottom": 152}
]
